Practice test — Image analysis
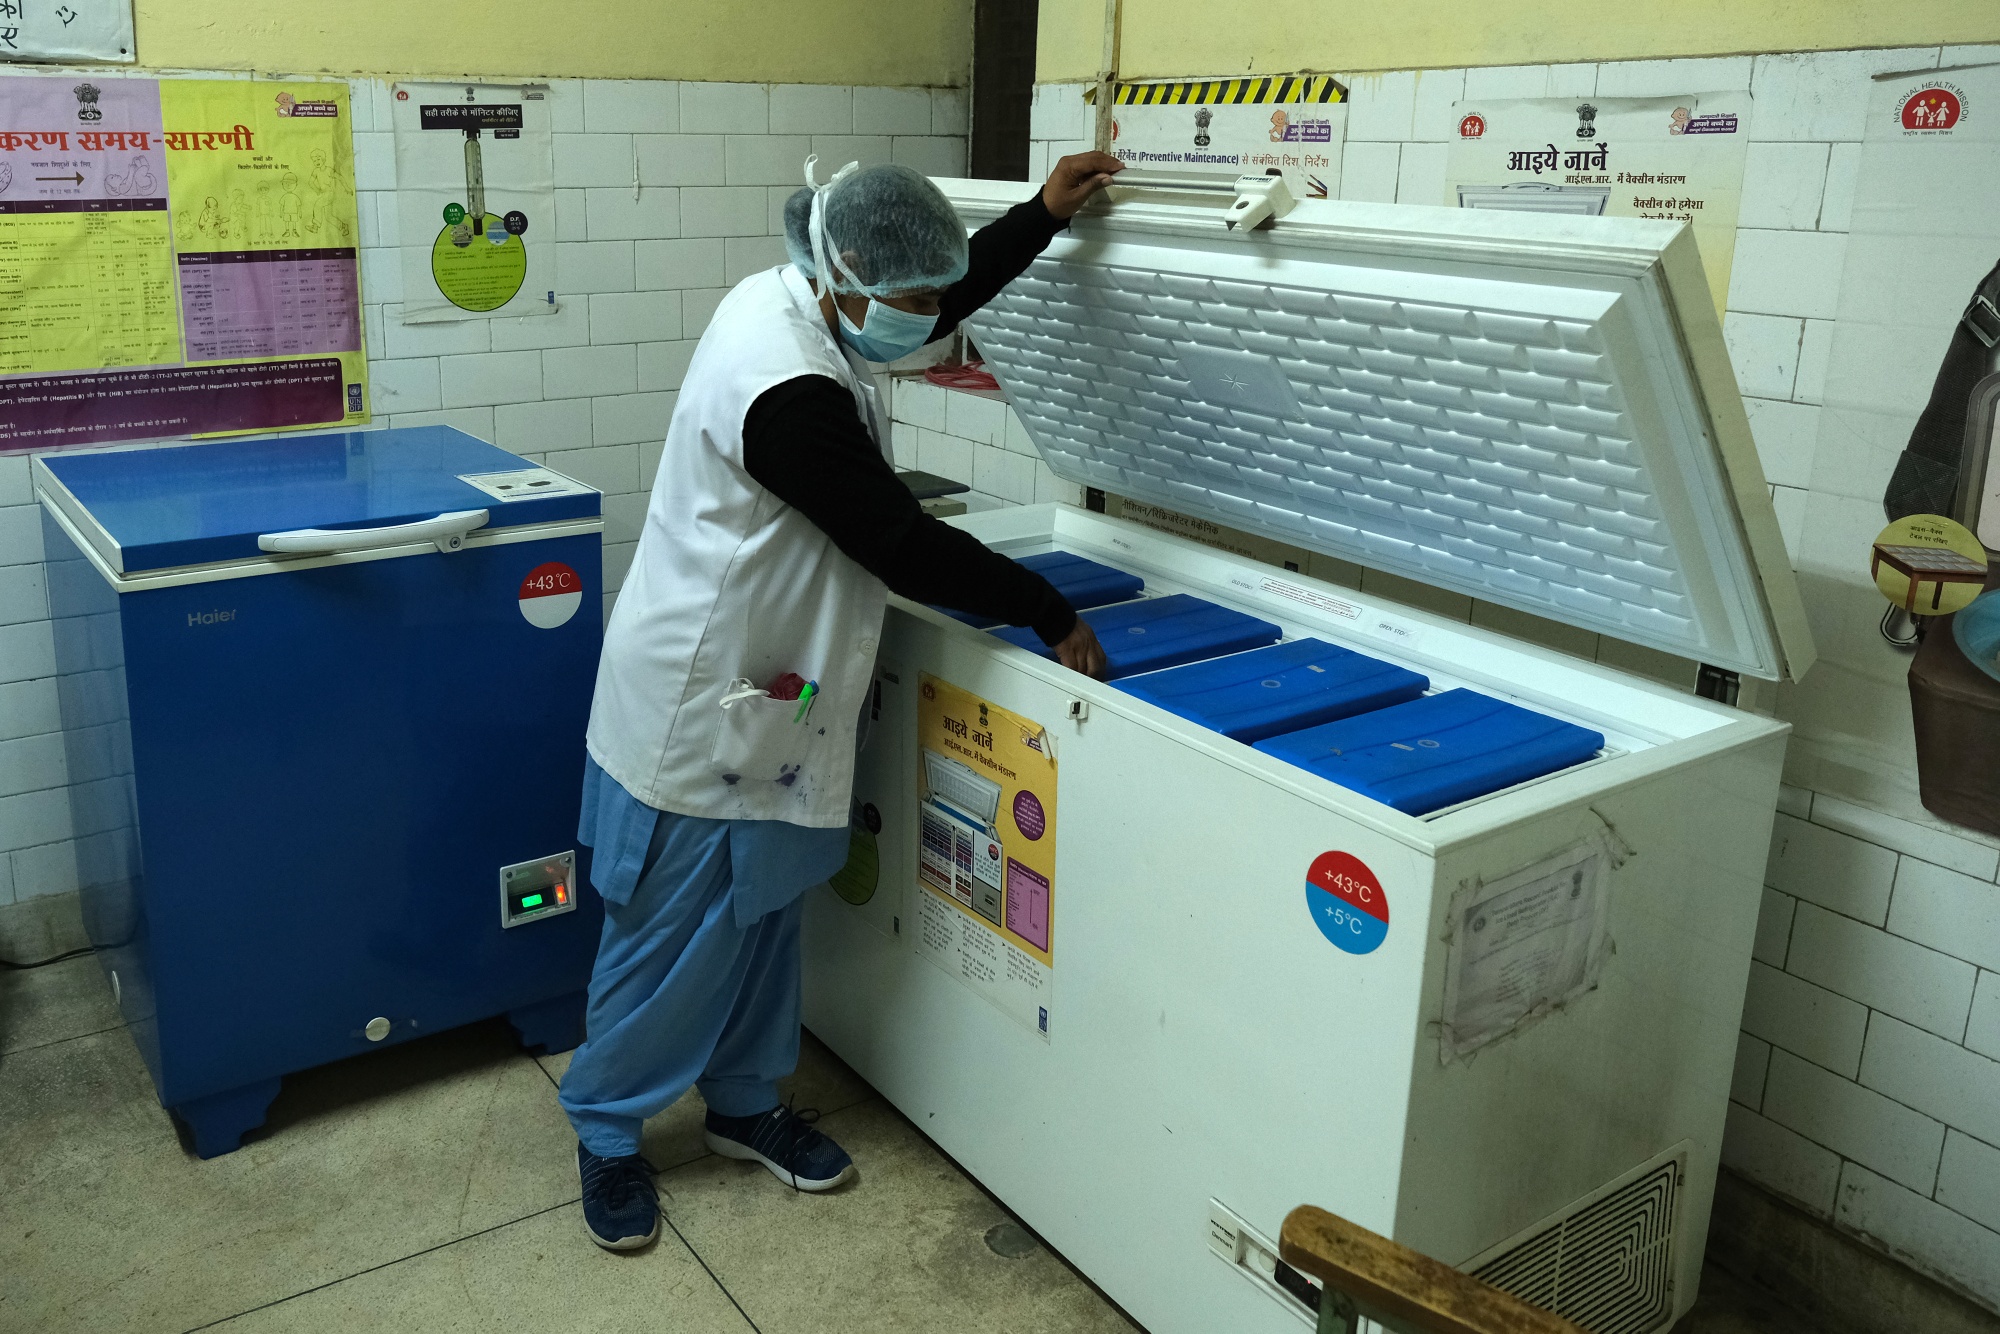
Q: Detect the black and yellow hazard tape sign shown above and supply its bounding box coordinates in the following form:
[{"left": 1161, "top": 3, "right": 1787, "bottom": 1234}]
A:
[{"left": 1084, "top": 74, "right": 1346, "bottom": 106}]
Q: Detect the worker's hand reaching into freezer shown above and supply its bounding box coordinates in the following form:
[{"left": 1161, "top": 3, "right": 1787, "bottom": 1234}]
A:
[
  {"left": 1040, "top": 150, "right": 1119, "bottom": 684},
  {"left": 1054, "top": 617, "right": 1108, "bottom": 679},
  {"left": 1040, "top": 151, "right": 1125, "bottom": 219}
]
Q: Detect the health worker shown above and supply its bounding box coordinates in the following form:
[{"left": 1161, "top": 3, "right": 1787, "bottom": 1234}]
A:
[{"left": 559, "top": 151, "right": 1122, "bottom": 1250}]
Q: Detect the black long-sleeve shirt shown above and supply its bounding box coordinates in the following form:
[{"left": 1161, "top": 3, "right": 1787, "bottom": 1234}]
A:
[{"left": 742, "top": 191, "right": 1076, "bottom": 646}]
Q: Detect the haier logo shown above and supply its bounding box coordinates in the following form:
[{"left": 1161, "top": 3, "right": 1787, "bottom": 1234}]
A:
[{"left": 187, "top": 609, "right": 236, "bottom": 627}]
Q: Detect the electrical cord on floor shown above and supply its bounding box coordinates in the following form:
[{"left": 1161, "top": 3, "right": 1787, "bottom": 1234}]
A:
[
  {"left": 0, "top": 945, "right": 94, "bottom": 970},
  {"left": 1880, "top": 604, "right": 1923, "bottom": 649}
]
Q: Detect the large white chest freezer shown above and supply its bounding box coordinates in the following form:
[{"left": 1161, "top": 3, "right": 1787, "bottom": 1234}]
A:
[{"left": 801, "top": 180, "right": 1814, "bottom": 1334}]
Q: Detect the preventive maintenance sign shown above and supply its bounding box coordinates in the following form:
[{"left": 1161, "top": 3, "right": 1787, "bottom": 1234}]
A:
[
  {"left": 0, "top": 75, "right": 368, "bottom": 451},
  {"left": 914, "top": 675, "right": 1059, "bottom": 1040}
]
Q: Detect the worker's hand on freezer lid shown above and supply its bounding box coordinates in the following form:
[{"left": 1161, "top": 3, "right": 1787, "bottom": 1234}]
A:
[
  {"left": 1054, "top": 617, "right": 1108, "bottom": 679},
  {"left": 1040, "top": 151, "right": 1124, "bottom": 219}
]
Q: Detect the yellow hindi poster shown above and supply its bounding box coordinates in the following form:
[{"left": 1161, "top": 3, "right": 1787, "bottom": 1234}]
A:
[
  {"left": 913, "top": 674, "right": 1060, "bottom": 1039},
  {"left": 0, "top": 75, "right": 367, "bottom": 452}
]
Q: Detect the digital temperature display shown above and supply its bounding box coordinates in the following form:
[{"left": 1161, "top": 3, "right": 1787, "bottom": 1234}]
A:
[
  {"left": 508, "top": 883, "right": 568, "bottom": 916},
  {"left": 500, "top": 852, "right": 578, "bottom": 929}
]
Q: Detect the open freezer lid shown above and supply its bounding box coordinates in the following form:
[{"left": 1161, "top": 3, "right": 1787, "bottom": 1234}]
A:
[{"left": 936, "top": 178, "right": 1815, "bottom": 682}]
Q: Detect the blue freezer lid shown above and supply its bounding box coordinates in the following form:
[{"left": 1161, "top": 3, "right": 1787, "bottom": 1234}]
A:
[
  {"left": 991, "top": 592, "right": 1280, "bottom": 679},
  {"left": 1253, "top": 688, "right": 1605, "bottom": 815},
  {"left": 35, "top": 427, "right": 598, "bottom": 574},
  {"left": 1117, "top": 638, "right": 1429, "bottom": 743},
  {"left": 937, "top": 551, "right": 1145, "bottom": 628}
]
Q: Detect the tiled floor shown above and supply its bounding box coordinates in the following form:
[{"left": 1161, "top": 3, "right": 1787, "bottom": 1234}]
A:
[{"left": 2, "top": 897, "right": 1820, "bottom": 1334}]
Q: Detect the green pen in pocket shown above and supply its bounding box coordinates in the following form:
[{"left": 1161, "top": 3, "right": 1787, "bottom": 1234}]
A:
[{"left": 793, "top": 680, "right": 818, "bottom": 723}]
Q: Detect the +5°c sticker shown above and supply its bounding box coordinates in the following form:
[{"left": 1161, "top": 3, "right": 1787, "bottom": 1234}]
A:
[{"left": 1306, "top": 851, "right": 1388, "bottom": 954}]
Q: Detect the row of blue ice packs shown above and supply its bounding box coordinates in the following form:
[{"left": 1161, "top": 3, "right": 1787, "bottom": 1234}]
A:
[{"left": 938, "top": 551, "right": 1604, "bottom": 816}]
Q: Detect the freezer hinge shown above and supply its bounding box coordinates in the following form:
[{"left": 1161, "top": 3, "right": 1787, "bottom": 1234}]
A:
[{"left": 1695, "top": 664, "right": 1740, "bottom": 706}]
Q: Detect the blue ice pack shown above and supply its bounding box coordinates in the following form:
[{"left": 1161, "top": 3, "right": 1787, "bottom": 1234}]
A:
[
  {"left": 936, "top": 551, "right": 1145, "bottom": 628},
  {"left": 1117, "top": 639, "right": 1430, "bottom": 743},
  {"left": 991, "top": 593, "right": 1281, "bottom": 679},
  {"left": 1254, "top": 688, "right": 1605, "bottom": 815}
]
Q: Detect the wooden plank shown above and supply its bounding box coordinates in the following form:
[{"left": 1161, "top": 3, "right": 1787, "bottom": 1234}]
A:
[
  {"left": 1092, "top": 0, "right": 1120, "bottom": 152},
  {"left": 1279, "top": 1207, "right": 1587, "bottom": 1334}
]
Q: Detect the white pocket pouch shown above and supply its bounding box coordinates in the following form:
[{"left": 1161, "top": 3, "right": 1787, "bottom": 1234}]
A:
[{"left": 710, "top": 678, "right": 813, "bottom": 785}]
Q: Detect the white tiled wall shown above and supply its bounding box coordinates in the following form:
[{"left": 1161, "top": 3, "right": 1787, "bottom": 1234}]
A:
[
  {"left": 1736, "top": 788, "right": 2000, "bottom": 1308},
  {"left": 0, "top": 72, "right": 966, "bottom": 906}
]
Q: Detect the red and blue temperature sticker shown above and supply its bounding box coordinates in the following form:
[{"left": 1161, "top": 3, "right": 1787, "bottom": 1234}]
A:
[{"left": 1306, "top": 851, "right": 1388, "bottom": 954}]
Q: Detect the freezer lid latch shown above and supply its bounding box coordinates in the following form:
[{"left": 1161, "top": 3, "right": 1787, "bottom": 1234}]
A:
[
  {"left": 1102, "top": 167, "right": 1296, "bottom": 233},
  {"left": 1226, "top": 170, "right": 1296, "bottom": 232}
]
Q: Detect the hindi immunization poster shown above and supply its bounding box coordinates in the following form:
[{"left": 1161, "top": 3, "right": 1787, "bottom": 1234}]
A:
[
  {"left": 913, "top": 674, "right": 1060, "bottom": 1040},
  {"left": 0, "top": 76, "right": 368, "bottom": 451},
  {"left": 1107, "top": 75, "right": 1347, "bottom": 202},
  {"left": 1446, "top": 95, "right": 1751, "bottom": 316},
  {"left": 392, "top": 82, "right": 556, "bottom": 323}
]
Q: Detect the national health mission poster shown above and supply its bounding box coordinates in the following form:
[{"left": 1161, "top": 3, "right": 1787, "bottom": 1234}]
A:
[
  {"left": 0, "top": 75, "right": 368, "bottom": 451},
  {"left": 1445, "top": 94, "right": 1750, "bottom": 317},
  {"left": 914, "top": 674, "right": 1060, "bottom": 1041},
  {"left": 1102, "top": 75, "right": 1347, "bottom": 205}
]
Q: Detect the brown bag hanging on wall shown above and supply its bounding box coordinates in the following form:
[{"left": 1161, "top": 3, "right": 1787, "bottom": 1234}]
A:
[{"left": 1895, "top": 258, "right": 2000, "bottom": 836}]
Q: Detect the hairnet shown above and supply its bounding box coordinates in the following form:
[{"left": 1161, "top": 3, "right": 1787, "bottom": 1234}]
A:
[{"left": 783, "top": 160, "right": 968, "bottom": 298}]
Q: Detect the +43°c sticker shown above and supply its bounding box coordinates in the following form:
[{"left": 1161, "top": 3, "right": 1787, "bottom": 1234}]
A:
[{"left": 1306, "top": 851, "right": 1388, "bottom": 955}]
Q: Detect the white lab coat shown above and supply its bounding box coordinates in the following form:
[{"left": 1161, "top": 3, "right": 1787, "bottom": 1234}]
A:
[{"left": 585, "top": 265, "right": 890, "bottom": 828}]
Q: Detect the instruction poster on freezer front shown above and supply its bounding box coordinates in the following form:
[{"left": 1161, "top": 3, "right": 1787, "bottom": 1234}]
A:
[
  {"left": 915, "top": 675, "right": 1058, "bottom": 1040},
  {"left": 0, "top": 76, "right": 367, "bottom": 451}
]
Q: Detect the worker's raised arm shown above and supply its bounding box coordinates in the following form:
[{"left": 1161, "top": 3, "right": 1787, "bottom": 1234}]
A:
[
  {"left": 743, "top": 374, "right": 1079, "bottom": 645},
  {"left": 931, "top": 152, "right": 1122, "bottom": 342}
]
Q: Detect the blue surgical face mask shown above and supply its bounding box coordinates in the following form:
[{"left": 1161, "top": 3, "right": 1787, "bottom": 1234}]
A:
[{"left": 837, "top": 297, "right": 938, "bottom": 364}]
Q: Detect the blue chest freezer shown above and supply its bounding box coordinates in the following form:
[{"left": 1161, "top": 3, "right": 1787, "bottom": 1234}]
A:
[{"left": 33, "top": 428, "right": 605, "bottom": 1157}]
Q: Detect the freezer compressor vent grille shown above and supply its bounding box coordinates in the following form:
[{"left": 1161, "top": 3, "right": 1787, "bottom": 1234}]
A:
[{"left": 1470, "top": 1159, "right": 1681, "bottom": 1334}]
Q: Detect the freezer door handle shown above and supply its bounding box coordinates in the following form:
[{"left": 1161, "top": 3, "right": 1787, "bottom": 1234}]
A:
[{"left": 257, "top": 509, "right": 492, "bottom": 556}]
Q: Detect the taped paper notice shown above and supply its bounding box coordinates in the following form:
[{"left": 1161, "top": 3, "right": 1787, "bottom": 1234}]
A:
[{"left": 1441, "top": 840, "right": 1609, "bottom": 1057}]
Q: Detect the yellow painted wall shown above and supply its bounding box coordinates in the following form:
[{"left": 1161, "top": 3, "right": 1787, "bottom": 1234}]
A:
[
  {"left": 134, "top": 1, "right": 971, "bottom": 85},
  {"left": 1038, "top": 0, "right": 2000, "bottom": 82}
]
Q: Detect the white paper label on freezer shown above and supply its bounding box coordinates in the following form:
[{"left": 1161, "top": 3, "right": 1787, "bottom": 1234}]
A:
[
  {"left": 459, "top": 468, "right": 594, "bottom": 502},
  {"left": 1258, "top": 575, "right": 1360, "bottom": 620},
  {"left": 518, "top": 561, "right": 582, "bottom": 628},
  {"left": 1440, "top": 840, "right": 1609, "bottom": 1058}
]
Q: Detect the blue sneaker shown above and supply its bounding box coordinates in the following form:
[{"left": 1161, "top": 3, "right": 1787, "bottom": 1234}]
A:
[
  {"left": 577, "top": 1143, "right": 661, "bottom": 1251},
  {"left": 704, "top": 1104, "right": 855, "bottom": 1192}
]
